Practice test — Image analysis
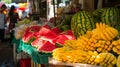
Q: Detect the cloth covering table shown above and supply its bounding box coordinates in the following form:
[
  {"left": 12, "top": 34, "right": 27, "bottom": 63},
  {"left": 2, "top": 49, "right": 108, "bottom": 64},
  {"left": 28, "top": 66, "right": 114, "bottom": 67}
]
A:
[{"left": 11, "top": 37, "right": 52, "bottom": 64}]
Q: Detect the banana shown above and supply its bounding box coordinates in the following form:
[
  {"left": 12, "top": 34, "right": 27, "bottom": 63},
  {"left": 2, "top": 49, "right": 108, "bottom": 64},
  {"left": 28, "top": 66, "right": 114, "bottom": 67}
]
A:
[
  {"left": 96, "top": 23, "right": 100, "bottom": 29},
  {"left": 108, "top": 27, "right": 118, "bottom": 38},
  {"left": 94, "top": 53, "right": 106, "bottom": 63},
  {"left": 103, "top": 31, "right": 112, "bottom": 40},
  {"left": 112, "top": 41, "right": 119, "bottom": 46},
  {"left": 100, "top": 33, "right": 107, "bottom": 40},
  {"left": 116, "top": 46, "right": 120, "bottom": 49},
  {"left": 104, "top": 53, "right": 112, "bottom": 64},
  {"left": 111, "top": 56, "right": 117, "bottom": 65},
  {"left": 112, "top": 47, "right": 118, "bottom": 53},
  {"left": 117, "top": 55, "right": 120, "bottom": 67},
  {"left": 107, "top": 54, "right": 116, "bottom": 64},
  {"left": 105, "top": 28, "right": 115, "bottom": 40},
  {"left": 107, "top": 64, "right": 114, "bottom": 67}
]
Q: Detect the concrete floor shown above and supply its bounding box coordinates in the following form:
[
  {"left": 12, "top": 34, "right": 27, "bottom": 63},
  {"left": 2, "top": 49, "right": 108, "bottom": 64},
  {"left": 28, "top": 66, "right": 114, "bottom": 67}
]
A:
[{"left": 0, "top": 39, "right": 14, "bottom": 67}]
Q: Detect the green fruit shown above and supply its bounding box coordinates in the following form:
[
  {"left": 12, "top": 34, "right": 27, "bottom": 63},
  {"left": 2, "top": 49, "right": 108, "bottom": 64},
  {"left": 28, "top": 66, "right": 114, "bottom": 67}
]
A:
[
  {"left": 92, "top": 8, "right": 105, "bottom": 22},
  {"left": 101, "top": 7, "right": 120, "bottom": 27},
  {"left": 71, "top": 11, "right": 96, "bottom": 38}
]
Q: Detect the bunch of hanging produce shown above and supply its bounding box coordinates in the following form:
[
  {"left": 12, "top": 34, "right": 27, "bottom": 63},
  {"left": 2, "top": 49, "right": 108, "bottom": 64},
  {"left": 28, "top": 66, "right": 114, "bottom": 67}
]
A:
[{"left": 52, "top": 23, "right": 120, "bottom": 67}]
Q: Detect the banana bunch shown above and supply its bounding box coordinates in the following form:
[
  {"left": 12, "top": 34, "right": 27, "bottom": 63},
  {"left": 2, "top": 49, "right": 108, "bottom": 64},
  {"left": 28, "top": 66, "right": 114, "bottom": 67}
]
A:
[
  {"left": 93, "top": 22, "right": 118, "bottom": 40},
  {"left": 112, "top": 39, "right": 120, "bottom": 54},
  {"left": 96, "top": 40, "right": 113, "bottom": 53},
  {"left": 52, "top": 47, "right": 98, "bottom": 64},
  {"left": 52, "top": 47, "right": 117, "bottom": 67},
  {"left": 94, "top": 53, "right": 117, "bottom": 67},
  {"left": 117, "top": 55, "right": 120, "bottom": 67},
  {"left": 52, "top": 47, "right": 90, "bottom": 63},
  {"left": 64, "top": 31, "right": 113, "bottom": 52}
]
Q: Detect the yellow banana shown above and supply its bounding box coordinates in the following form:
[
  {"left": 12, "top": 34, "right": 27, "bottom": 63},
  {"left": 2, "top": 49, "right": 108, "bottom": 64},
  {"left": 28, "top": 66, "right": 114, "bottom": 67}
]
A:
[
  {"left": 107, "top": 64, "right": 114, "bottom": 67},
  {"left": 100, "top": 33, "right": 107, "bottom": 40},
  {"left": 103, "top": 31, "right": 112, "bottom": 40},
  {"left": 112, "top": 47, "right": 118, "bottom": 53},
  {"left": 107, "top": 54, "right": 115, "bottom": 64},
  {"left": 117, "top": 55, "right": 120, "bottom": 67},
  {"left": 105, "top": 28, "right": 115, "bottom": 40},
  {"left": 111, "top": 55, "right": 117, "bottom": 65},
  {"left": 108, "top": 27, "right": 118, "bottom": 38},
  {"left": 104, "top": 53, "right": 112, "bottom": 63}
]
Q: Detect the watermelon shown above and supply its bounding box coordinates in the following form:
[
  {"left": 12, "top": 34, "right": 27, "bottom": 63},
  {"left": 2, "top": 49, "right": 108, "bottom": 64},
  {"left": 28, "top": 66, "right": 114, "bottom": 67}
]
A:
[
  {"left": 101, "top": 7, "right": 120, "bottom": 27},
  {"left": 37, "top": 41, "right": 57, "bottom": 53},
  {"left": 71, "top": 11, "right": 96, "bottom": 38},
  {"left": 22, "top": 25, "right": 41, "bottom": 44},
  {"left": 51, "top": 27, "right": 62, "bottom": 35},
  {"left": 92, "top": 8, "right": 105, "bottom": 22},
  {"left": 31, "top": 38, "right": 45, "bottom": 48},
  {"left": 34, "top": 27, "right": 58, "bottom": 39}
]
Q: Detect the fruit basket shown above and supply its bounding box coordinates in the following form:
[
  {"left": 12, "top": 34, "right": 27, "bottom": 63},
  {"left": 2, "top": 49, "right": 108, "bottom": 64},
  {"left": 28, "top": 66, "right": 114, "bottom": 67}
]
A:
[{"left": 49, "top": 58, "right": 104, "bottom": 67}]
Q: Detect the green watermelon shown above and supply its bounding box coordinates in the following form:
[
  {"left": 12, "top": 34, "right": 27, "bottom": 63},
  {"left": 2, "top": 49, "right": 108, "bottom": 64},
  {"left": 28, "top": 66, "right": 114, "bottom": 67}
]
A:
[
  {"left": 92, "top": 8, "right": 105, "bottom": 22},
  {"left": 101, "top": 7, "right": 120, "bottom": 27},
  {"left": 71, "top": 11, "right": 96, "bottom": 38}
]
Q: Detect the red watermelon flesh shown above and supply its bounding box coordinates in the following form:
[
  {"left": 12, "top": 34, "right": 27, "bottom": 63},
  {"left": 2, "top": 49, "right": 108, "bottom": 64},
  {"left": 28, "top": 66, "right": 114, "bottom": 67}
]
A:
[
  {"left": 51, "top": 27, "right": 62, "bottom": 35},
  {"left": 34, "top": 27, "right": 58, "bottom": 38},
  {"left": 52, "top": 34, "right": 69, "bottom": 45},
  {"left": 31, "top": 38, "right": 45, "bottom": 48},
  {"left": 22, "top": 28, "right": 34, "bottom": 43},
  {"left": 29, "top": 25, "right": 41, "bottom": 32},
  {"left": 42, "top": 24, "right": 51, "bottom": 29},
  {"left": 22, "top": 25, "right": 41, "bottom": 43},
  {"left": 65, "top": 30, "right": 74, "bottom": 36},
  {"left": 37, "top": 41, "right": 57, "bottom": 53}
]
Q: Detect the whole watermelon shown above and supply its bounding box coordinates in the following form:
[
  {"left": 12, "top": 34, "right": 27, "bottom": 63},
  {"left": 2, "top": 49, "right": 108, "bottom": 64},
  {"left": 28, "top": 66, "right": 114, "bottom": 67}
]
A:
[
  {"left": 92, "top": 8, "right": 105, "bottom": 22},
  {"left": 71, "top": 11, "right": 96, "bottom": 38},
  {"left": 101, "top": 7, "right": 120, "bottom": 27}
]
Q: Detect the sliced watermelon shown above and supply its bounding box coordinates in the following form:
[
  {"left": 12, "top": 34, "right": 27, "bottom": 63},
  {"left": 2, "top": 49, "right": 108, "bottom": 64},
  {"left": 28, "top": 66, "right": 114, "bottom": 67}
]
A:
[
  {"left": 51, "top": 27, "right": 62, "bottom": 35},
  {"left": 34, "top": 27, "right": 58, "bottom": 38},
  {"left": 52, "top": 34, "right": 69, "bottom": 45},
  {"left": 37, "top": 41, "right": 57, "bottom": 53},
  {"left": 22, "top": 25, "right": 41, "bottom": 43},
  {"left": 42, "top": 24, "right": 51, "bottom": 29},
  {"left": 31, "top": 38, "right": 45, "bottom": 48}
]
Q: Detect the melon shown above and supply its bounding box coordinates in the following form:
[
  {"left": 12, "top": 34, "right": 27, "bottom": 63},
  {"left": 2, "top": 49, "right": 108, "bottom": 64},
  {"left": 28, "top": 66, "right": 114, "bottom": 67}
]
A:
[
  {"left": 92, "top": 8, "right": 105, "bottom": 22},
  {"left": 34, "top": 27, "right": 58, "bottom": 39},
  {"left": 71, "top": 11, "right": 96, "bottom": 38},
  {"left": 51, "top": 27, "right": 62, "bottom": 35},
  {"left": 101, "top": 7, "right": 120, "bottom": 27},
  {"left": 37, "top": 41, "right": 57, "bottom": 53},
  {"left": 31, "top": 38, "right": 45, "bottom": 48},
  {"left": 22, "top": 25, "right": 41, "bottom": 44}
]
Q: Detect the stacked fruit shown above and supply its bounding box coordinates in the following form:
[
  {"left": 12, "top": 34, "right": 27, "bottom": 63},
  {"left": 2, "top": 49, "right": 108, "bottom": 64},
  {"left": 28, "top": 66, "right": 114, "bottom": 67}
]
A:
[
  {"left": 53, "top": 47, "right": 116, "bottom": 67},
  {"left": 52, "top": 23, "right": 120, "bottom": 67},
  {"left": 112, "top": 40, "right": 120, "bottom": 55},
  {"left": 117, "top": 55, "right": 120, "bottom": 67}
]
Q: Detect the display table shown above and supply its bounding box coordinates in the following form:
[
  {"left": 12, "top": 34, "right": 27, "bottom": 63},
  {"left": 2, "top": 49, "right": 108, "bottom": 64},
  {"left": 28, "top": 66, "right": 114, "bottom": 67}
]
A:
[
  {"left": 11, "top": 37, "right": 52, "bottom": 64},
  {"left": 49, "top": 58, "right": 104, "bottom": 67}
]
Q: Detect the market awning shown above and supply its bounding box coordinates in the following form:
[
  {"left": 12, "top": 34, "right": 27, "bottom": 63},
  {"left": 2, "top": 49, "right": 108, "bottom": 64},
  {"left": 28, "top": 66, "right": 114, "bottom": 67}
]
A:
[{"left": 0, "top": 2, "right": 5, "bottom": 7}]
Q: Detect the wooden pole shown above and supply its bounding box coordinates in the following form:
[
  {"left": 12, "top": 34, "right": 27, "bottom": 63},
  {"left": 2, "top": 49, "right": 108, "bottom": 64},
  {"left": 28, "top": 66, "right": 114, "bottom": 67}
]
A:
[{"left": 53, "top": 0, "right": 56, "bottom": 26}]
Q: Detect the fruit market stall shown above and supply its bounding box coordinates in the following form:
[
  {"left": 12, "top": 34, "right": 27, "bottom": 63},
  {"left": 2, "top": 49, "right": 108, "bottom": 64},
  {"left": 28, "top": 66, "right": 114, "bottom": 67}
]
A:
[{"left": 11, "top": 0, "right": 120, "bottom": 67}]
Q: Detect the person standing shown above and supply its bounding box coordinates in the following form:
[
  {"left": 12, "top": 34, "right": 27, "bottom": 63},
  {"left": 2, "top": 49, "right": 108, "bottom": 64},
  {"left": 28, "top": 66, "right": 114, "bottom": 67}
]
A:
[
  {"left": 0, "top": 4, "right": 7, "bottom": 45},
  {"left": 7, "top": 5, "right": 20, "bottom": 44}
]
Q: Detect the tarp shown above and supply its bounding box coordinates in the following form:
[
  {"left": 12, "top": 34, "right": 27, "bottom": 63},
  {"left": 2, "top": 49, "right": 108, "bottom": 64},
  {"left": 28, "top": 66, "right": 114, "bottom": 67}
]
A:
[{"left": 11, "top": 37, "right": 52, "bottom": 64}]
